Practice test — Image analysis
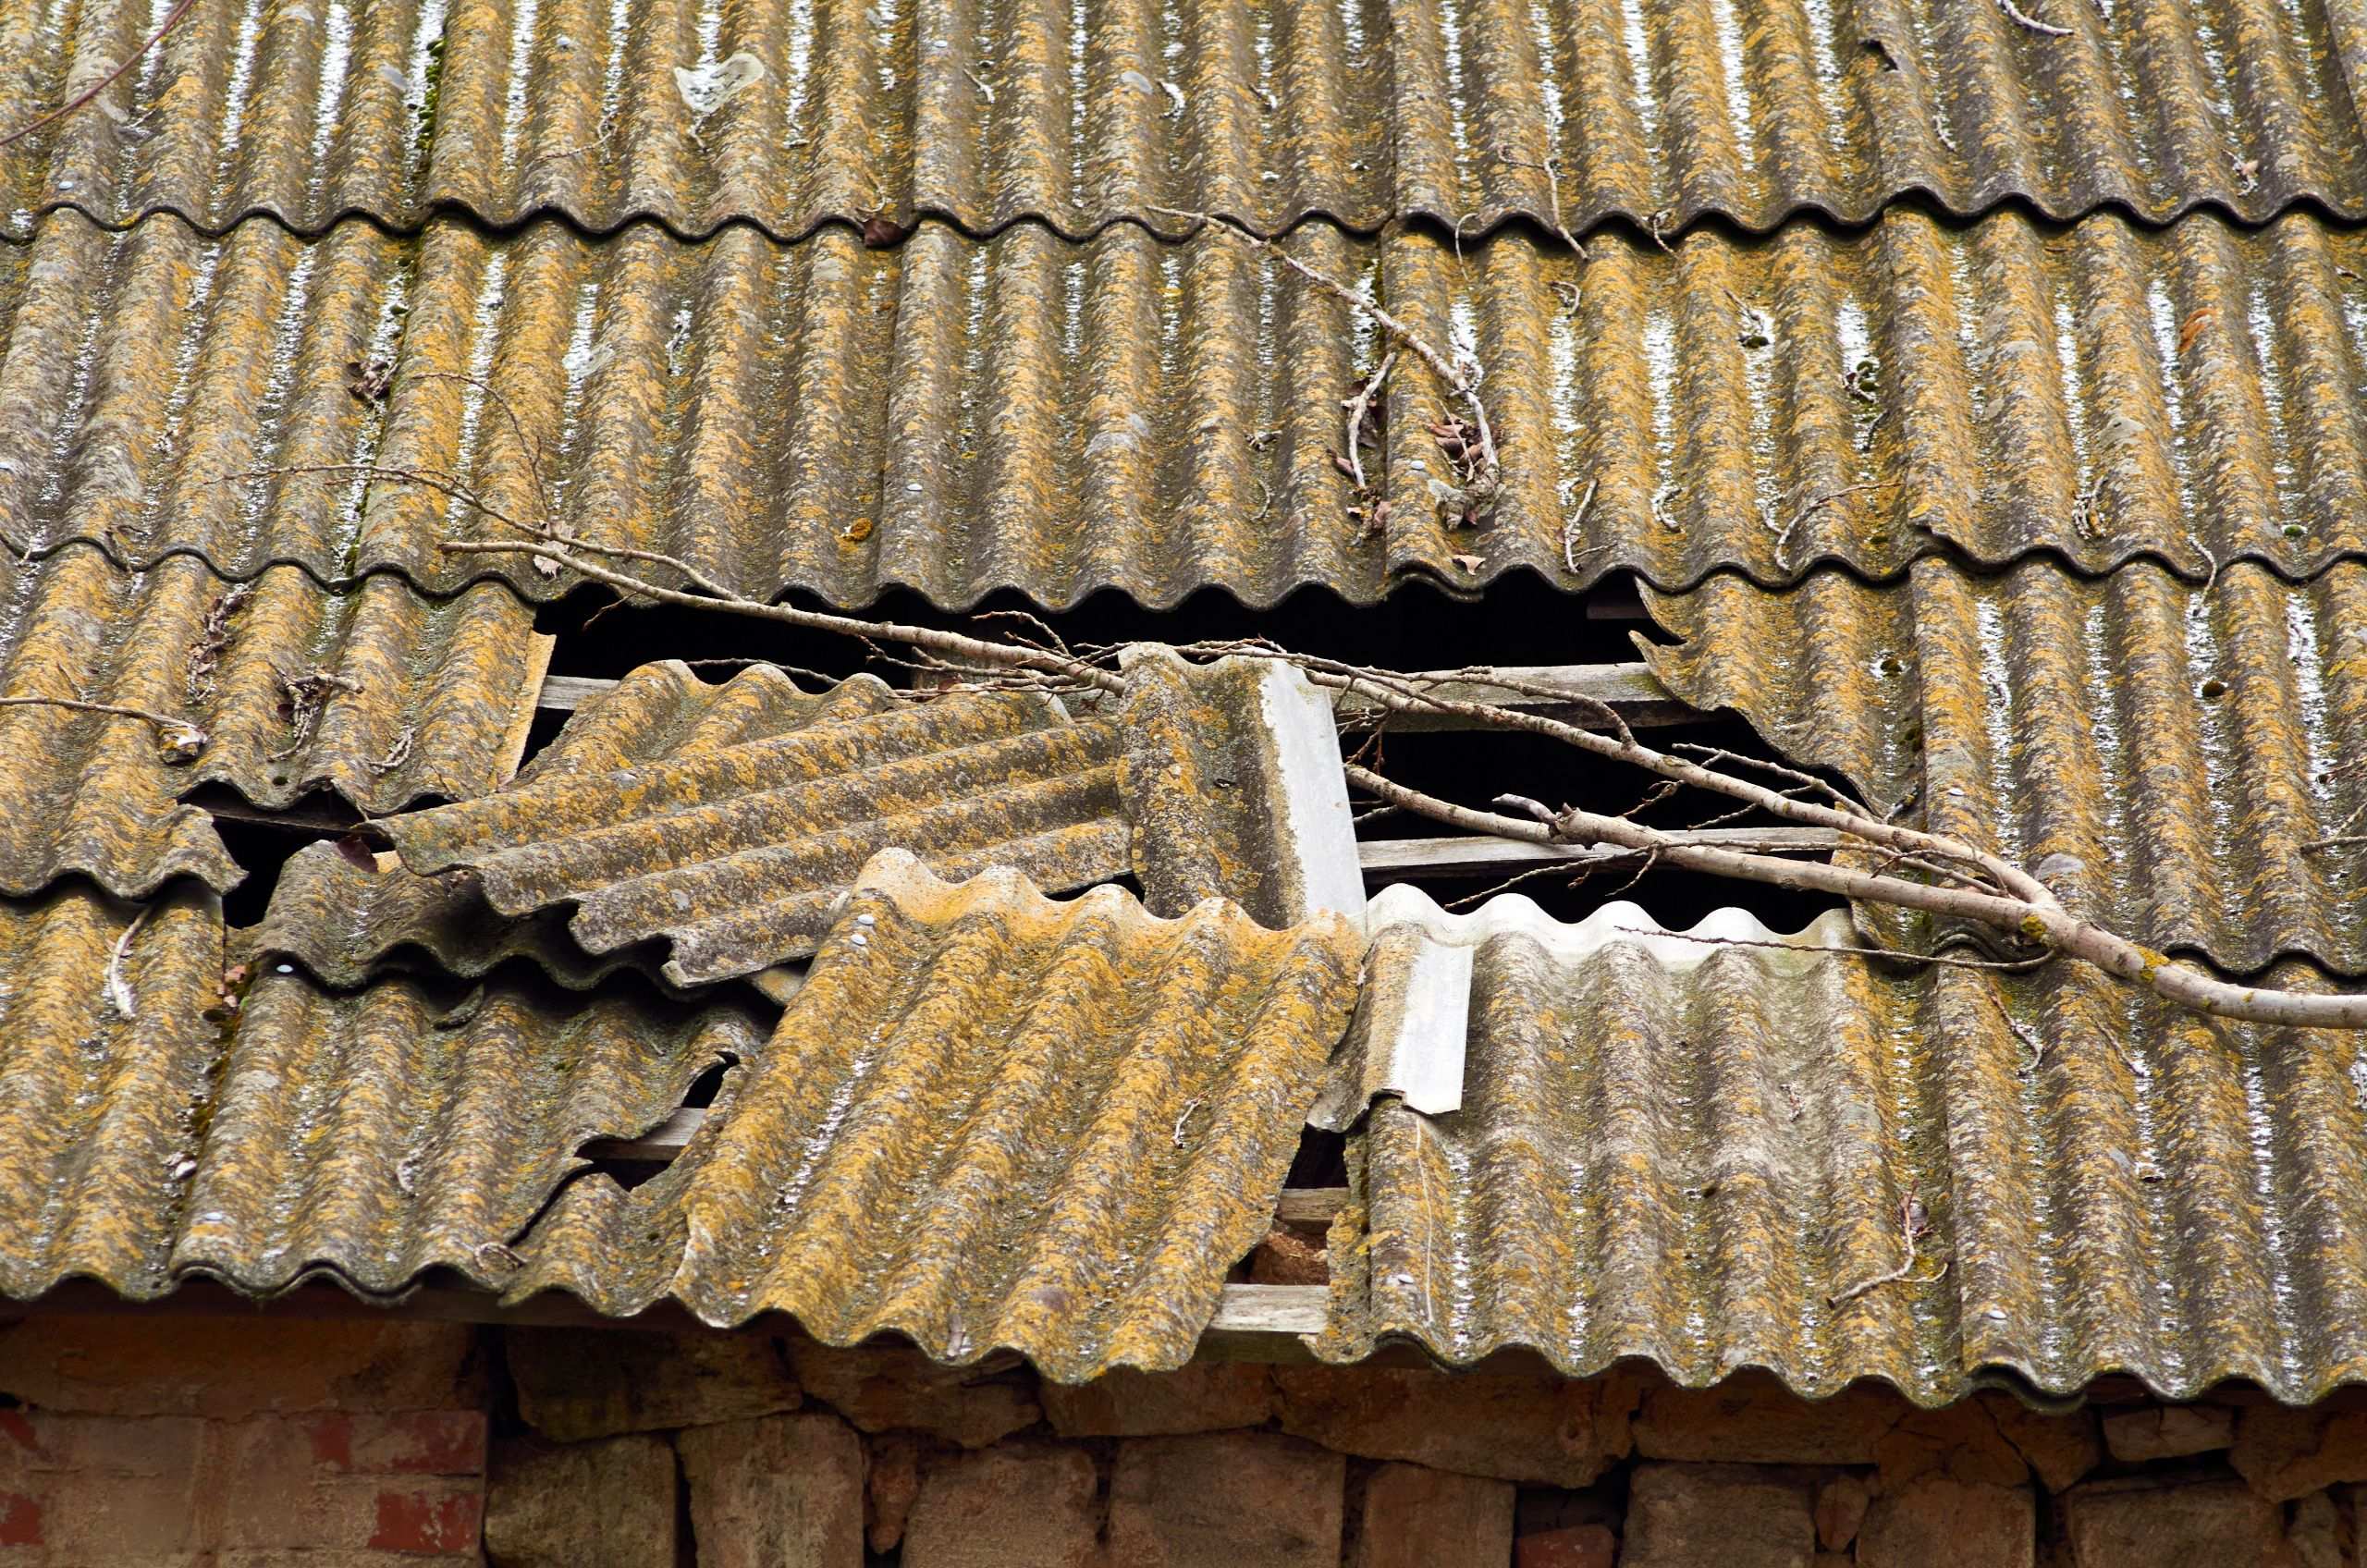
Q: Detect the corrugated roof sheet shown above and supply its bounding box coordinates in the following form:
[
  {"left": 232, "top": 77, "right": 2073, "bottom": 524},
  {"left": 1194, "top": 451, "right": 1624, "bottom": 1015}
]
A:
[
  {"left": 173, "top": 962, "right": 766, "bottom": 1298},
  {"left": 0, "top": 876, "right": 768, "bottom": 1302},
  {"left": 4, "top": 0, "right": 2359, "bottom": 239},
  {"left": 1315, "top": 887, "right": 2367, "bottom": 1405},
  {"left": 0, "top": 882, "right": 228, "bottom": 1302},
  {"left": 1640, "top": 557, "right": 2367, "bottom": 976},
  {"left": 359, "top": 650, "right": 1357, "bottom": 987},
  {"left": 506, "top": 851, "right": 1365, "bottom": 1378},
  {"left": 250, "top": 663, "right": 908, "bottom": 988},
  {"left": 13, "top": 202, "right": 2367, "bottom": 608},
  {"left": 0, "top": 543, "right": 541, "bottom": 899}
]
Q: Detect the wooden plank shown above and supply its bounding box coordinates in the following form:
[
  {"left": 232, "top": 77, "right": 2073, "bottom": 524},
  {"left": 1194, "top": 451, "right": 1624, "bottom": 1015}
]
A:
[
  {"left": 581, "top": 1107, "right": 706, "bottom": 1162},
  {"left": 1332, "top": 663, "right": 1690, "bottom": 730},
  {"left": 1357, "top": 827, "right": 1841, "bottom": 878},
  {"left": 537, "top": 663, "right": 1694, "bottom": 730},
  {"left": 1274, "top": 1189, "right": 1347, "bottom": 1226},
  {"left": 1204, "top": 1283, "right": 1331, "bottom": 1336}
]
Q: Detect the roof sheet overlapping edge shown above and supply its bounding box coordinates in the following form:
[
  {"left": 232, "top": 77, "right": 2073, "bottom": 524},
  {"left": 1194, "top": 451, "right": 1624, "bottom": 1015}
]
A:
[
  {"left": 1313, "top": 888, "right": 2367, "bottom": 1406},
  {"left": 1308, "top": 889, "right": 1862, "bottom": 1129},
  {"left": 502, "top": 851, "right": 1366, "bottom": 1381},
  {"left": 11, "top": 202, "right": 2367, "bottom": 611},
  {"left": 337, "top": 651, "right": 1360, "bottom": 988},
  {"left": 1639, "top": 557, "right": 2367, "bottom": 976},
  {"left": 0, "top": 880, "right": 769, "bottom": 1304},
  {"left": 0, "top": 543, "right": 543, "bottom": 900},
  {"left": 3, "top": 0, "right": 2359, "bottom": 241}
]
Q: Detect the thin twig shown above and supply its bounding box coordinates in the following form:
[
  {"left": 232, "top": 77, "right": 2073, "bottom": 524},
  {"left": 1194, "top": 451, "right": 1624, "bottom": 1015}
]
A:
[
  {"left": 0, "top": 695, "right": 206, "bottom": 760},
  {"left": 1989, "top": 988, "right": 2048, "bottom": 1071},
  {"left": 1831, "top": 1190, "right": 1945, "bottom": 1305},
  {"left": 1342, "top": 349, "right": 1397, "bottom": 494},
  {"left": 0, "top": 0, "right": 202, "bottom": 149},
  {"left": 1562, "top": 476, "right": 1601, "bottom": 575},
  {"left": 1995, "top": 0, "right": 2072, "bottom": 35},
  {"left": 105, "top": 905, "right": 153, "bottom": 1021},
  {"left": 1618, "top": 926, "right": 2055, "bottom": 972}
]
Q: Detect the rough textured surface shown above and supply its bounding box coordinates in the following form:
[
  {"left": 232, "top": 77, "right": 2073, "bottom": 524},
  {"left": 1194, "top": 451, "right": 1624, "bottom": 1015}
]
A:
[
  {"left": 783, "top": 1341, "right": 1042, "bottom": 1449},
  {"left": 374, "top": 654, "right": 1342, "bottom": 986},
  {"left": 1272, "top": 1366, "right": 1634, "bottom": 1488},
  {"left": 1, "top": 879, "right": 765, "bottom": 1305},
  {"left": 0, "top": 1317, "right": 482, "bottom": 1418},
  {"left": 1106, "top": 1433, "right": 1346, "bottom": 1568},
  {"left": 1318, "top": 890, "right": 2367, "bottom": 1404},
  {"left": 1622, "top": 1464, "right": 1814, "bottom": 1568},
  {"left": 1040, "top": 1365, "right": 1276, "bottom": 1438},
  {"left": 509, "top": 854, "right": 1362, "bottom": 1378},
  {"left": 17, "top": 206, "right": 2367, "bottom": 609},
  {"left": 4, "top": 0, "right": 2355, "bottom": 239},
  {"left": 0, "top": 544, "right": 538, "bottom": 898},
  {"left": 900, "top": 1445, "right": 1102, "bottom": 1568},
  {"left": 676, "top": 1413, "right": 866, "bottom": 1568},
  {"left": 482, "top": 1434, "right": 678, "bottom": 1568},
  {"left": 506, "top": 1329, "right": 801, "bottom": 1442},
  {"left": 2061, "top": 1478, "right": 2285, "bottom": 1563},
  {"left": 1644, "top": 557, "right": 2367, "bottom": 974},
  {"left": 1855, "top": 1477, "right": 2033, "bottom": 1568},
  {"left": 0, "top": 885, "right": 227, "bottom": 1301},
  {"left": 1349, "top": 1463, "right": 1515, "bottom": 1568}
]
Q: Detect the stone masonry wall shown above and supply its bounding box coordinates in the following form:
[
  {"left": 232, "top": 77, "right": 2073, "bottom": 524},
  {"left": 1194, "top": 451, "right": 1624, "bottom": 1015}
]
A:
[{"left": 6, "top": 1313, "right": 2367, "bottom": 1565}]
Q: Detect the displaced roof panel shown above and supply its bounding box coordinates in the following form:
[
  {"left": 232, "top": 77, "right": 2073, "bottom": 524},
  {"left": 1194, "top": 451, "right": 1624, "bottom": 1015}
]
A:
[
  {"left": 1639, "top": 557, "right": 2367, "bottom": 975},
  {"left": 4, "top": 0, "right": 2358, "bottom": 239},
  {"left": 360, "top": 651, "right": 1357, "bottom": 986},
  {"left": 0, "top": 544, "right": 542, "bottom": 899},
  {"left": 1316, "top": 888, "right": 2367, "bottom": 1405},
  {"left": 507, "top": 851, "right": 1365, "bottom": 1379},
  {"left": 13, "top": 202, "right": 2367, "bottom": 607},
  {"left": 170, "top": 964, "right": 767, "bottom": 1299}
]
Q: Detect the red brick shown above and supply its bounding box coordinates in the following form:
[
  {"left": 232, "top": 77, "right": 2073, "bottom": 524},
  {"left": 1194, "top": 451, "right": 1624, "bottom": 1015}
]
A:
[
  {"left": 1515, "top": 1525, "right": 1616, "bottom": 1568},
  {"left": 1622, "top": 1464, "right": 1815, "bottom": 1568},
  {"left": 1351, "top": 1464, "right": 1513, "bottom": 1568},
  {"left": 1107, "top": 1432, "right": 1344, "bottom": 1568},
  {"left": 2062, "top": 1479, "right": 2282, "bottom": 1564},
  {"left": 1856, "top": 1477, "right": 2032, "bottom": 1568},
  {"left": 0, "top": 1492, "right": 40, "bottom": 1548},
  {"left": 0, "top": 1317, "right": 482, "bottom": 1419},
  {"left": 678, "top": 1412, "right": 865, "bottom": 1568},
  {"left": 484, "top": 1433, "right": 678, "bottom": 1568},
  {"left": 901, "top": 1445, "right": 1100, "bottom": 1568},
  {"left": 369, "top": 1487, "right": 485, "bottom": 1553}
]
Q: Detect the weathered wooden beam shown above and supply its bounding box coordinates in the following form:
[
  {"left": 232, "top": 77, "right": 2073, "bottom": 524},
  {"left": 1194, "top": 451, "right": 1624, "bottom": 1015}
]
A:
[{"left": 1356, "top": 827, "right": 1841, "bottom": 878}]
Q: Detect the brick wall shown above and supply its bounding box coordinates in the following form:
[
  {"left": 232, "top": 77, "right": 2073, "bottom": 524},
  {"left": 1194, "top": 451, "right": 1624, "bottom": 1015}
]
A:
[{"left": 4, "top": 1313, "right": 2363, "bottom": 1565}]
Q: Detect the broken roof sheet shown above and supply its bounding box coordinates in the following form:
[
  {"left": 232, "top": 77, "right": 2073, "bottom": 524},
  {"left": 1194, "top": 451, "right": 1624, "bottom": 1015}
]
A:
[
  {"left": 15, "top": 202, "right": 2367, "bottom": 608},
  {"left": 1315, "top": 888, "right": 2367, "bottom": 1405},
  {"left": 0, "top": 876, "right": 767, "bottom": 1302},
  {"left": 3, "top": 0, "right": 2359, "bottom": 240},
  {"left": 0, "top": 544, "right": 542, "bottom": 899},
  {"left": 349, "top": 649, "right": 1359, "bottom": 987},
  {"left": 1640, "top": 557, "right": 2367, "bottom": 976},
  {"left": 505, "top": 852, "right": 1365, "bottom": 1379}
]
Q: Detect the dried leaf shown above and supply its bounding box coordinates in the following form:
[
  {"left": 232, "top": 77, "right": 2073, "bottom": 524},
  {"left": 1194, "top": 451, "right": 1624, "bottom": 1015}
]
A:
[{"left": 861, "top": 213, "right": 910, "bottom": 248}]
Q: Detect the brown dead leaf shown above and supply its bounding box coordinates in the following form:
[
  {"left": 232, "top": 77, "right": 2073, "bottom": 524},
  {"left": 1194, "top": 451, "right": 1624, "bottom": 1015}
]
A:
[
  {"left": 2177, "top": 309, "right": 2214, "bottom": 356},
  {"left": 861, "top": 213, "right": 910, "bottom": 248}
]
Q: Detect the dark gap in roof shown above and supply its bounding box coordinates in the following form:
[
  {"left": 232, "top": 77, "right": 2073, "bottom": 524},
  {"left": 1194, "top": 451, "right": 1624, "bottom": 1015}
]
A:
[
  {"left": 680, "top": 1060, "right": 729, "bottom": 1110},
  {"left": 208, "top": 809, "right": 325, "bottom": 927},
  {"left": 1285, "top": 1126, "right": 1348, "bottom": 1191},
  {"left": 1356, "top": 716, "right": 1849, "bottom": 934},
  {"left": 533, "top": 571, "right": 1660, "bottom": 687}
]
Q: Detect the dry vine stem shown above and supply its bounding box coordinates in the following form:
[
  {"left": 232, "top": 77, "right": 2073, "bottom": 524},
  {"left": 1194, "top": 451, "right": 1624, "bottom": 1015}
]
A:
[
  {"left": 1148, "top": 207, "right": 1500, "bottom": 509},
  {"left": 437, "top": 529, "right": 2367, "bottom": 1031}
]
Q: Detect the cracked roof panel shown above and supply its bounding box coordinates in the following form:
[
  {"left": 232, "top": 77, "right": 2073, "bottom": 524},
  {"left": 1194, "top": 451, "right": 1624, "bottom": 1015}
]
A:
[
  {"left": 1641, "top": 557, "right": 2367, "bottom": 976},
  {"left": 0, "top": 872, "right": 768, "bottom": 1303},
  {"left": 505, "top": 851, "right": 1365, "bottom": 1379},
  {"left": 2, "top": 0, "right": 2359, "bottom": 240},
  {"left": 359, "top": 650, "right": 1357, "bottom": 987},
  {"left": 0, "top": 544, "right": 542, "bottom": 900},
  {"left": 11, "top": 202, "right": 2367, "bottom": 607},
  {"left": 1316, "top": 888, "right": 2367, "bottom": 1406}
]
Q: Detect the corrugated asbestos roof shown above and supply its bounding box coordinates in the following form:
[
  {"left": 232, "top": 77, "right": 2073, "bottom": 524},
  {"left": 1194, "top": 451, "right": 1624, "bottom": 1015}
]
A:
[
  {"left": 505, "top": 852, "right": 1365, "bottom": 1379},
  {"left": 4, "top": 0, "right": 2361, "bottom": 240},
  {"left": 15, "top": 202, "right": 2367, "bottom": 607},
  {"left": 344, "top": 649, "right": 1357, "bottom": 986},
  {"left": 1315, "top": 887, "right": 2367, "bottom": 1405},
  {"left": 1639, "top": 557, "right": 2367, "bottom": 976},
  {"left": 0, "top": 543, "right": 542, "bottom": 898},
  {"left": 0, "top": 880, "right": 767, "bottom": 1302}
]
